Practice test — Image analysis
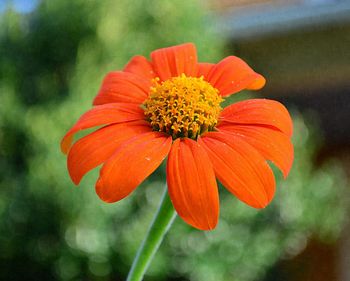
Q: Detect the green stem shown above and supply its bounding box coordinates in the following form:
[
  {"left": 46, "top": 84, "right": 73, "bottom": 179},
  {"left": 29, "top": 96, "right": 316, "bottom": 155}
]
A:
[{"left": 126, "top": 186, "right": 177, "bottom": 281}]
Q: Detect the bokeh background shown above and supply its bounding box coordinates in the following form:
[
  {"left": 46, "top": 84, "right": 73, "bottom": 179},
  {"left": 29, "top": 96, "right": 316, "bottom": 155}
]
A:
[{"left": 0, "top": 0, "right": 349, "bottom": 280}]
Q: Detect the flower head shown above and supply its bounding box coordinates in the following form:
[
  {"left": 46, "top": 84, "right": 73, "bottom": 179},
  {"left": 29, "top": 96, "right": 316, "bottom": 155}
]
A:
[{"left": 61, "top": 43, "right": 293, "bottom": 230}]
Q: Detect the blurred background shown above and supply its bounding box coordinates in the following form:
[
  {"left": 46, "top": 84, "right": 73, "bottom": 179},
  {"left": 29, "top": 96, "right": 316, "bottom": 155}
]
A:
[{"left": 0, "top": 0, "right": 349, "bottom": 280}]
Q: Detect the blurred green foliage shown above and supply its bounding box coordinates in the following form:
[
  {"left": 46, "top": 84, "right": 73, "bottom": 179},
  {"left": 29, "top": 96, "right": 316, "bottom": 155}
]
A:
[{"left": 0, "top": 0, "right": 348, "bottom": 281}]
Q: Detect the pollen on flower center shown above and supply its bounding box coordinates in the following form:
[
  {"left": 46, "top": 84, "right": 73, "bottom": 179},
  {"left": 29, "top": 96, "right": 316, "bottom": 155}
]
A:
[{"left": 143, "top": 74, "right": 223, "bottom": 139}]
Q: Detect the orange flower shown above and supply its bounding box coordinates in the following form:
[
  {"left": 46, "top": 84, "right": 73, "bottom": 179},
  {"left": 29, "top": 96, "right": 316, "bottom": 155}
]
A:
[{"left": 61, "top": 43, "right": 293, "bottom": 230}]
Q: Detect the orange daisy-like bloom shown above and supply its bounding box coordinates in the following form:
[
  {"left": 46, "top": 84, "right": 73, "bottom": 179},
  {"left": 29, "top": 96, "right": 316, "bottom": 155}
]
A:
[{"left": 61, "top": 43, "right": 293, "bottom": 230}]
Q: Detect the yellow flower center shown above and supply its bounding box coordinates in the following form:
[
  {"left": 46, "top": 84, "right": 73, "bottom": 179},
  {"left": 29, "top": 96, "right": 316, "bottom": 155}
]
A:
[{"left": 143, "top": 74, "right": 223, "bottom": 139}]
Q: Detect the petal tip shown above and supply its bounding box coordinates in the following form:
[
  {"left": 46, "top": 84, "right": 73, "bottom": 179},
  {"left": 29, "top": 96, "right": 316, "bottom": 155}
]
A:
[
  {"left": 68, "top": 169, "right": 82, "bottom": 186},
  {"left": 95, "top": 178, "right": 114, "bottom": 203},
  {"left": 247, "top": 74, "right": 266, "bottom": 90}
]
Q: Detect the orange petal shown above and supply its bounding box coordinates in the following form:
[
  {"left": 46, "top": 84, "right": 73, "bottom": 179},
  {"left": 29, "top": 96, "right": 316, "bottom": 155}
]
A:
[
  {"left": 150, "top": 43, "right": 198, "bottom": 81},
  {"left": 247, "top": 77, "right": 266, "bottom": 90},
  {"left": 166, "top": 138, "right": 219, "bottom": 230},
  {"left": 217, "top": 124, "right": 294, "bottom": 178},
  {"left": 197, "top": 62, "right": 214, "bottom": 79},
  {"left": 96, "top": 132, "right": 172, "bottom": 203},
  {"left": 219, "top": 99, "right": 293, "bottom": 137},
  {"left": 199, "top": 132, "right": 276, "bottom": 208},
  {"left": 207, "top": 56, "right": 265, "bottom": 96},
  {"left": 67, "top": 121, "right": 151, "bottom": 184},
  {"left": 93, "top": 71, "right": 151, "bottom": 105},
  {"left": 61, "top": 103, "right": 144, "bottom": 154},
  {"left": 123, "top": 55, "right": 156, "bottom": 80}
]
